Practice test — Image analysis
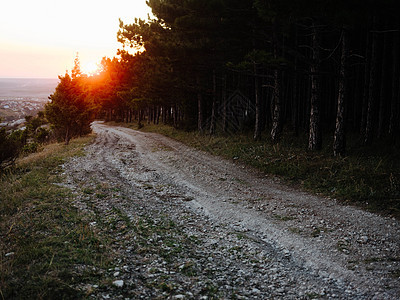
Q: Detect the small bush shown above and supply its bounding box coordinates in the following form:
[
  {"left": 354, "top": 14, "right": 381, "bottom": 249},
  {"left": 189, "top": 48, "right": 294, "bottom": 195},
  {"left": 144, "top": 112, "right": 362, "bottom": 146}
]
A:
[
  {"left": 22, "top": 142, "right": 39, "bottom": 154},
  {"left": 0, "top": 128, "right": 25, "bottom": 169},
  {"left": 34, "top": 127, "right": 50, "bottom": 143}
]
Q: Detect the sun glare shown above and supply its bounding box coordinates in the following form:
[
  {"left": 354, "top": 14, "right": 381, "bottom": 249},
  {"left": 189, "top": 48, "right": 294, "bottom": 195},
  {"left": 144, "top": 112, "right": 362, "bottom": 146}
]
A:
[
  {"left": 0, "top": 0, "right": 153, "bottom": 78},
  {"left": 81, "top": 61, "right": 101, "bottom": 76}
]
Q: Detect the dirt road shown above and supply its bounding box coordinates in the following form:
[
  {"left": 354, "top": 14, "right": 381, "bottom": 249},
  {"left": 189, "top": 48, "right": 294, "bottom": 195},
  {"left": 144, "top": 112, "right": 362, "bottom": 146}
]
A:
[{"left": 63, "top": 121, "right": 400, "bottom": 299}]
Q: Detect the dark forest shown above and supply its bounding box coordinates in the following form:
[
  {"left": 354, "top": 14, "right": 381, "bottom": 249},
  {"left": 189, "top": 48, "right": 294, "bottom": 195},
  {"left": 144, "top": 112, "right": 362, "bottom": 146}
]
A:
[{"left": 77, "top": 0, "right": 400, "bottom": 157}]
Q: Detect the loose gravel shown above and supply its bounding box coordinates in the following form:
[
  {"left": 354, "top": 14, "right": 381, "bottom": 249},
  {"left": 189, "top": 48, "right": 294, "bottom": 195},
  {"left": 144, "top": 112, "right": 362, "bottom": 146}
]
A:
[{"left": 61, "top": 121, "right": 400, "bottom": 299}]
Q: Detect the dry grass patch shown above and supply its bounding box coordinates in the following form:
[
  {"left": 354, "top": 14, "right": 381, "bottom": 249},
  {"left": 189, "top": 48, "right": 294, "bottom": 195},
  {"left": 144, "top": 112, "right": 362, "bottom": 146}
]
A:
[{"left": 0, "top": 135, "right": 111, "bottom": 299}]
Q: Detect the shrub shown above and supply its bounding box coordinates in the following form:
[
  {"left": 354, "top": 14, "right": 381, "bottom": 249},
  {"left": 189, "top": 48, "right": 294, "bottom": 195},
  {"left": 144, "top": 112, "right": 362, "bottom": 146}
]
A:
[
  {"left": 0, "top": 128, "right": 25, "bottom": 169},
  {"left": 22, "top": 142, "right": 39, "bottom": 154}
]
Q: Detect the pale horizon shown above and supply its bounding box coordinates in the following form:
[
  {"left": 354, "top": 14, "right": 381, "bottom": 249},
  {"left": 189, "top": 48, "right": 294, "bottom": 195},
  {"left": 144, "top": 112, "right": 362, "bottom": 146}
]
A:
[{"left": 0, "top": 0, "right": 152, "bottom": 79}]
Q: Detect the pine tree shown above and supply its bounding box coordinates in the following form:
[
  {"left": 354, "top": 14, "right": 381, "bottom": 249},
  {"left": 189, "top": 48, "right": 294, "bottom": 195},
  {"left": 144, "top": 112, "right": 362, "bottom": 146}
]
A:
[
  {"left": 333, "top": 27, "right": 348, "bottom": 156},
  {"left": 45, "top": 57, "right": 94, "bottom": 144}
]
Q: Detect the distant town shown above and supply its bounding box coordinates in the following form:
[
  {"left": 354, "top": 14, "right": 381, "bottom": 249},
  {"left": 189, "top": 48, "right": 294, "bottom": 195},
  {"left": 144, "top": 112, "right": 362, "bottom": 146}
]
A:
[
  {"left": 0, "top": 97, "right": 47, "bottom": 128},
  {"left": 0, "top": 78, "right": 57, "bottom": 128}
]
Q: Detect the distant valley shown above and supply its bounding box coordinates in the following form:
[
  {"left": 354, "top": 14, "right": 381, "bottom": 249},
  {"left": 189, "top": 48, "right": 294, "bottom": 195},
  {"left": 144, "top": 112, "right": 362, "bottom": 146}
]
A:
[{"left": 0, "top": 78, "right": 58, "bottom": 126}]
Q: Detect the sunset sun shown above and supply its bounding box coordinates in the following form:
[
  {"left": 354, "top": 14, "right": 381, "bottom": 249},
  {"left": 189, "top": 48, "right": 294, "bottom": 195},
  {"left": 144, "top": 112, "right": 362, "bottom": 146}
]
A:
[
  {"left": 0, "top": 0, "right": 152, "bottom": 78},
  {"left": 81, "top": 61, "right": 101, "bottom": 76}
]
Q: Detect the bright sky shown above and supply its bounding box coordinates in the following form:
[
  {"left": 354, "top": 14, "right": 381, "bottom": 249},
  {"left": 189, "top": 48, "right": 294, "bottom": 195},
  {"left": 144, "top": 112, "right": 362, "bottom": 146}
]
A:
[{"left": 0, "top": 0, "right": 152, "bottom": 78}]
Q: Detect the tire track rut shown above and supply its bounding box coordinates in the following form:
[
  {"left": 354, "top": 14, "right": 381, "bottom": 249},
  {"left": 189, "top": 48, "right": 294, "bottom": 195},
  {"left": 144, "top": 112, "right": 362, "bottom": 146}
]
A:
[{"left": 62, "top": 121, "right": 400, "bottom": 299}]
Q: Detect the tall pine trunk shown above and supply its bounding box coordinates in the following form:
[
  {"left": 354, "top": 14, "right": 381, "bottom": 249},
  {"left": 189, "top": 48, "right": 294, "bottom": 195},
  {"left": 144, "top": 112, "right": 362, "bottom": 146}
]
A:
[
  {"left": 162, "top": 106, "right": 167, "bottom": 124},
  {"left": 222, "top": 75, "right": 227, "bottom": 133},
  {"left": 270, "top": 69, "right": 281, "bottom": 143},
  {"left": 254, "top": 64, "right": 262, "bottom": 141},
  {"left": 378, "top": 29, "right": 389, "bottom": 139},
  {"left": 270, "top": 21, "right": 282, "bottom": 143},
  {"left": 209, "top": 70, "right": 217, "bottom": 135},
  {"left": 334, "top": 27, "right": 348, "bottom": 156},
  {"left": 138, "top": 110, "right": 143, "bottom": 128},
  {"left": 65, "top": 126, "right": 71, "bottom": 145},
  {"left": 364, "top": 18, "right": 378, "bottom": 145},
  {"left": 172, "top": 104, "right": 178, "bottom": 128},
  {"left": 360, "top": 33, "right": 371, "bottom": 135},
  {"left": 291, "top": 28, "right": 299, "bottom": 136},
  {"left": 389, "top": 31, "right": 399, "bottom": 138},
  {"left": 196, "top": 75, "right": 203, "bottom": 133},
  {"left": 308, "top": 22, "right": 322, "bottom": 151}
]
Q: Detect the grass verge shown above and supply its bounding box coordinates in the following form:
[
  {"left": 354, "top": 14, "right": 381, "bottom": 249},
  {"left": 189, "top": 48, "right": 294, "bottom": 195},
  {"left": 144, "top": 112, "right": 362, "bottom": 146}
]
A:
[
  {"left": 111, "top": 121, "right": 400, "bottom": 219},
  {"left": 0, "top": 135, "right": 111, "bottom": 299}
]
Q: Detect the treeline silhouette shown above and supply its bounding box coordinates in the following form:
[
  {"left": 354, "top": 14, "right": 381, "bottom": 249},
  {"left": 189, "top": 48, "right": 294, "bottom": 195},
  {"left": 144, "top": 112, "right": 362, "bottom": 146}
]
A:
[{"left": 50, "top": 0, "right": 400, "bottom": 155}]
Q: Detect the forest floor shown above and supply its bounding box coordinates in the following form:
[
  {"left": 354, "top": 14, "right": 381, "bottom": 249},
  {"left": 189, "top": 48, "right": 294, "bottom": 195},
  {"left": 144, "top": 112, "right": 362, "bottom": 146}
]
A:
[{"left": 61, "top": 121, "right": 400, "bottom": 299}]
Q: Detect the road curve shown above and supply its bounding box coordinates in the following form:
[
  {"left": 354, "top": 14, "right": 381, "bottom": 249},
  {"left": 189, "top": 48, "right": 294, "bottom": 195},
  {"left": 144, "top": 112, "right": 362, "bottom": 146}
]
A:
[{"left": 63, "top": 121, "right": 400, "bottom": 299}]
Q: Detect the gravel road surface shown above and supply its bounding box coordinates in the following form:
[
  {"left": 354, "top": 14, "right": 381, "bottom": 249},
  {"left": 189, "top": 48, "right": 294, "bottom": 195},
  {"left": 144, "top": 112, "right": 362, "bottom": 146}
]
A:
[{"left": 62, "top": 121, "right": 400, "bottom": 299}]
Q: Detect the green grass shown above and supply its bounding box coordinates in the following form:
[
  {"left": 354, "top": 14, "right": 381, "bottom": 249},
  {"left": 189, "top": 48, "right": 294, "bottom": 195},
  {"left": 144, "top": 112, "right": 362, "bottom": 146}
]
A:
[
  {"left": 114, "top": 121, "right": 400, "bottom": 219},
  {"left": 0, "top": 135, "right": 111, "bottom": 299}
]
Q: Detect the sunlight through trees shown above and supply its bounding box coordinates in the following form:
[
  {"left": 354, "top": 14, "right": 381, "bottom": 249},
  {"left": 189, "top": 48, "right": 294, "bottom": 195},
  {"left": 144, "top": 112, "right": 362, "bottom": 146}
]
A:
[{"left": 45, "top": 0, "right": 400, "bottom": 155}]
